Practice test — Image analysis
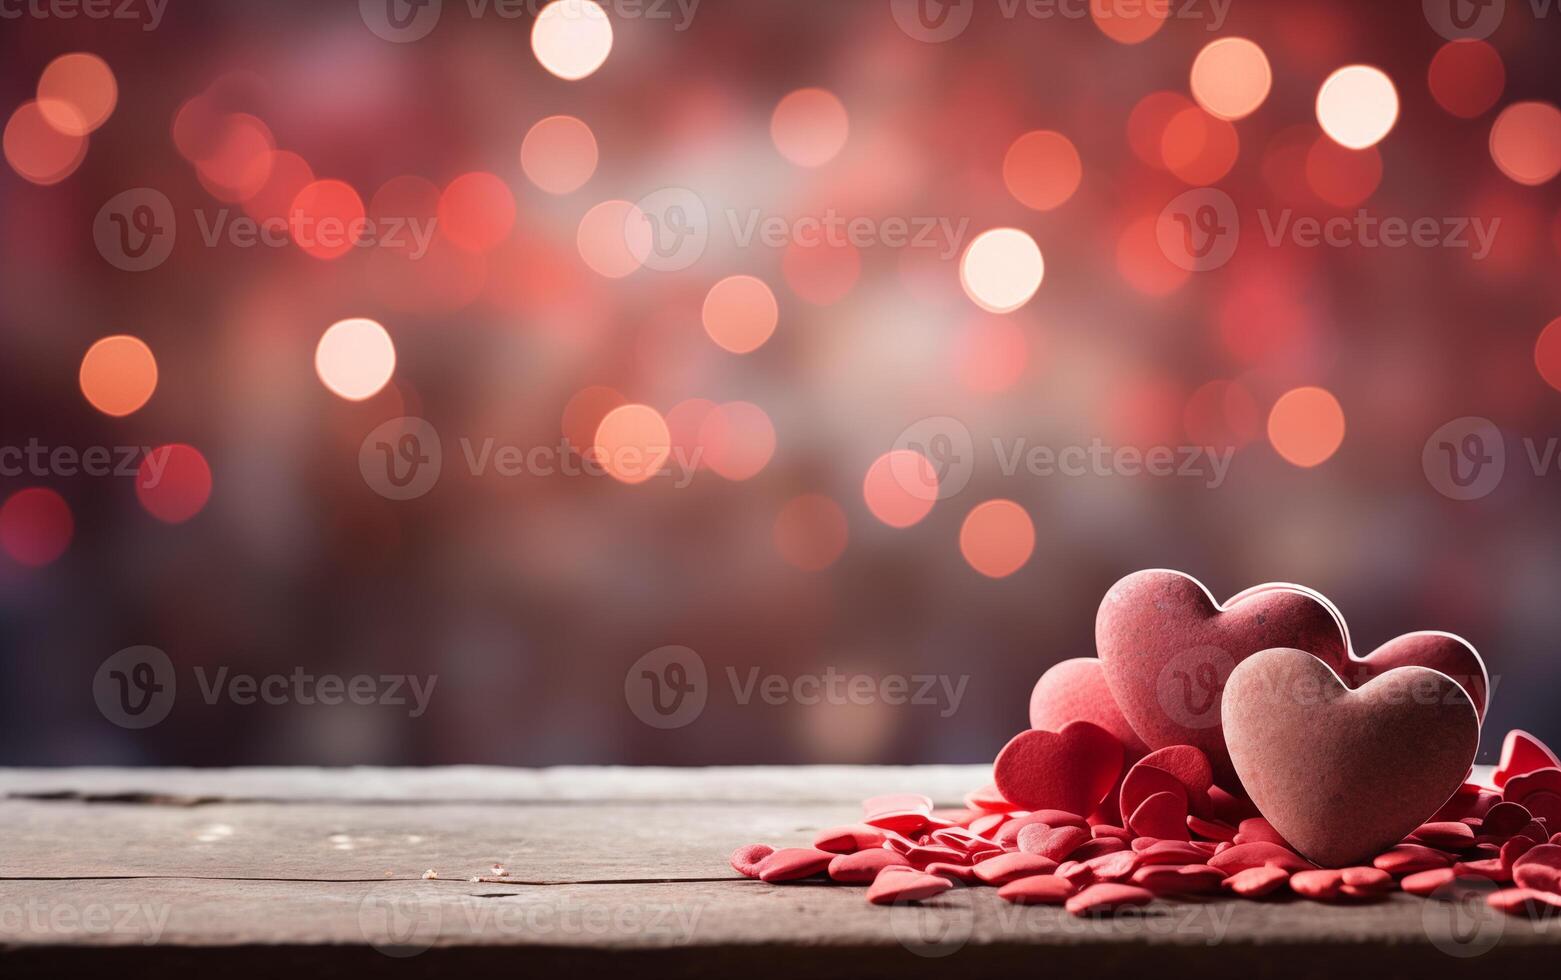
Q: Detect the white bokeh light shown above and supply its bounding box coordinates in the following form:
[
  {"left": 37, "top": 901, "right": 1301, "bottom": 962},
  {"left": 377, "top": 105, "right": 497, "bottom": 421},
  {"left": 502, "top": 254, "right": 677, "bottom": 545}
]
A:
[
  {"left": 531, "top": 0, "right": 614, "bottom": 81},
  {"left": 960, "top": 229, "right": 1045, "bottom": 314},
  {"left": 1316, "top": 65, "right": 1399, "bottom": 149}
]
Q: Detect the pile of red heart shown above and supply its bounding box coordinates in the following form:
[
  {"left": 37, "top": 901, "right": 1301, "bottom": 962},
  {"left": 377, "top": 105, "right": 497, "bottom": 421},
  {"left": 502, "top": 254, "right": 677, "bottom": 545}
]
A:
[{"left": 728, "top": 569, "right": 1561, "bottom": 918}]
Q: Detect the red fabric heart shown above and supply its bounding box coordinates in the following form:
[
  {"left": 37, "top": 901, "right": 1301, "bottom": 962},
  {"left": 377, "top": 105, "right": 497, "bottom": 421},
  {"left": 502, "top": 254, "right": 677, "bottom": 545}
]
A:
[
  {"left": 1223, "top": 649, "right": 1479, "bottom": 868},
  {"left": 1095, "top": 571, "right": 1349, "bottom": 788},
  {"left": 992, "top": 721, "right": 1123, "bottom": 815},
  {"left": 1494, "top": 730, "right": 1561, "bottom": 788}
]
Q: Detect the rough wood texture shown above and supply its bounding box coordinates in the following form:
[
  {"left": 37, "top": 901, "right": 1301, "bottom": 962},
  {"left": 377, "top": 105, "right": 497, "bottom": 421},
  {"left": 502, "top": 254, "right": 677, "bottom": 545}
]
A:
[{"left": 1, "top": 767, "right": 1556, "bottom": 978}]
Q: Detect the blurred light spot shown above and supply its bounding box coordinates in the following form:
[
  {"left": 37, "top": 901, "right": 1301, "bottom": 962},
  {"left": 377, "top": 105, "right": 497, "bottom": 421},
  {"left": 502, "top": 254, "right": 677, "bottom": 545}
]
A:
[
  {"left": 782, "top": 240, "right": 860, "bottom": 306},
  {"left": 1261, "top": 125, "right": 1318, "bottom": 206},
  {"left": 1217, "top": 263, "right": 1310, "bottom": 364},
  {"left": 1161, "top": 107, "right": 1239, "bottom": 185},
  {"left": 315, "top": 318, "right": 395, "bottom": 401},
  {"left": 771, "top": 88, "right": 849, "bottom": 168},
  {"left": 242, "top": 149, "right": 314, "bottom": 224},
  {"left": 4, "top": 101, "right": 86, "bottom": 185},
  {"left": 1190, "top": 38, "right": 1272, "bottom": 121},
  {"left": 960, "top": 228, "right": 1043, "bottom": 314},
  {"left": 702, "top": 275, "right": 779, "bottom": 354},
  {"left": 1183, "top": 379, "right": 1260, "bottom": 449},
  {"left": 594, "top": 404, "right": 671, "bottom": 485},
  {"left": 368, "top": 174, "right": 440, "bottom": 256},
  {"left": 195, "top": 113, "right": 275, "bottom": 203},
  {"left": 137, "top": 444, "right": 212, "bottom": 524},
  {"left": 0, "top": 489, "right": 72, "bottom": 567},
  {"left": 1002, "top": 130, "right": 1082, "bottom": 211},
  {"left": 1428, "top": 40, "right": 1504, "bottom": 119},
  {"left": 577, "top": 199, "right": 650, "bottom": 278},
  {"left": 957, "top": 315, "right": 1029, "bottom": 394},
  {"left": 862, "top": 450, "right": 937, "bottom": 528},
  {"left": 1317, "top": 66, "right": 1398, "bottom": 149},
  {"left": 1127, "top": 91, "right": 1194, "bottom": 170},
  {"left": 1534, "top": 317, "right": 1561, "bottom": 392},
  {"left": 1091, "top": 0, "right": 1166, "bottom": 43},
  {"left": 665, "top": 397, "right": 716, "bottom": 469},
  {"left": 1116, "top": 214, "right": 1189, "bottom": 296},
  {"left": 37, "top": 52, "right": 117, "bottom": 136},
  {"left": 1305, "top": 138, "right": 1381, "bottom": 208},
  {"left": 959, "top": 499, "right": 1034, "bottom": 579},
  {"left": 773, "top": 494, "right": 848, "bottom": 571},
  {"left": 531, "top": 0, "right": 614, "bottom": 81},
  {"left": 521, "top": 115, "right": 597, "bottom": 194},
  {"left": 290, "top": 179, "right": 366, "bottom": 260},
  {"left": 1490, "top": 102, "right": 1561, "bottom": 186},
  {"left": 1268, "top": 387, "right": 1345, "bottom": 467},
  {"left": 438, "top": 171, "right": 516, "bottom": 252},
  {"left": 699, "top": 402, "right": 775, "bottom": 481},
  {"left": 563, "top": 385, "right": 627, "bottom": 451},
  {"left": 80, "top": 335, "right": 157, "bottom": 417},
  {"left": 172, "top": 92, "right": 222, "bottom": 162}
]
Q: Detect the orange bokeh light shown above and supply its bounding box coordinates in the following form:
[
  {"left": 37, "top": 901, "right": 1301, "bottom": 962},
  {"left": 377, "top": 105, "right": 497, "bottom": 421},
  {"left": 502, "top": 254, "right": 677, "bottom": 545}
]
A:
[
  {"left": 773, "top": 494, "right": 849, "bottom": 571},
  {"left": 37, "top": 52, "right": 117, "bottom": 136},
  {"left": 290, "top": 179, "right": 366, "bottom": 260},
  {"left": 862, "top": 450, "right": 937, "bottom": 529},
  {"left": 1268, "top": 387, "right": 1346, "bottom": 467},
  {"left": 699, "top": 402, "right": 776, "bottom": 481},
  {"left": 771, "top": 88, "right": 849, "bottom": 168},
  {"left": 1117, "top": 214, "right": 1190, "bottom": 297},
  {"left": 1490, "top": 101, "right": 1561, "bottom": 186},
  {"left": 1305, "top": 138, "right": 1382, "bottom": 208},
  {"left": 4, "top": 101, "right": 86, "bottom": 185},
  {"left": 1127, "top": 91, "right": 1195, "bottom": 170},
  {"left": 1003, "top": 131, "right": 1082, "bottom": 211},
  {"left": 959, "top": 499, "right": 1035, "bottom": 579},
  {"left": 1190, "top": 37, "right": 1272, "bottom": 121},
  {"left": 80, "top": 335, "right": 158, "bottom": 417},
  {"left": 702, "top": 275, "right": 779, "bottom": 354},
  {"left": 438, "top": 171, "right": 516, "bottom": 252},
  {"left": 594, "top": 404, "right": 672, "bottom": 485},
  {"left": 521, "top": 115, "right": 598, "bottom": 194},
  {"left": 577, "top": 199, "right": 650, "bottom": 278},
  {"left": 194, "top": 113, "right": 274, "bottom": 203},
  {"left": 1091, "top": 0, "right": 1167, "bottom": 44},
  {"left": 1161, "top": 107, "right": 1239, "bottom": 186}
]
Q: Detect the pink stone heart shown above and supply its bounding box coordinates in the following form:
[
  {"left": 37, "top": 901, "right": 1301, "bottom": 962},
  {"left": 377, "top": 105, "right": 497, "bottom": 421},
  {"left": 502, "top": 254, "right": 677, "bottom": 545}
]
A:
[
  {"left": 1222, "top": 648, "right": 1479, "bottom": 869},
  {"left": 1347, "top": 632, "right": 1489, "bottom": 722},
  {"left": 1029, "top": 658, "right": 1150, "bottom": 756},
  {"left": 1095, "top": 570, "right": 1349, "bottom": 788}
]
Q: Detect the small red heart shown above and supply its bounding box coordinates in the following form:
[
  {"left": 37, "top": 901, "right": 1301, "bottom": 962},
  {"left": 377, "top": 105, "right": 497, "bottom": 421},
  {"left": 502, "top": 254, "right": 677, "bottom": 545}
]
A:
[
  {"left": 1128, "top": 790, "right": 1190, "bottom": 841},
  {"left": 993, "top": 721, "right": 1123, "bottom": 815},
  {"left": 1493, "top": 730, "right": 1561, "bottom": 788},
  {"left": 1223, "top": 649, "right": 1479, "bottom": 868},
  {"left": 1096, "top": 571, "right": 1348, "bottom": 789},
  {"left": 1501, "top": 767, "right": 1561, "bottom": 830}
]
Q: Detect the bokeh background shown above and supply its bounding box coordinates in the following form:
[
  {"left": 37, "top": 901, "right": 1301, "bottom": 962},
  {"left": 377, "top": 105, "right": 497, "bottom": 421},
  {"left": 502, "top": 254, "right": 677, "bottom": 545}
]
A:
[{"left": 2, "top": 0, "right": 1560, "bottom": 768}]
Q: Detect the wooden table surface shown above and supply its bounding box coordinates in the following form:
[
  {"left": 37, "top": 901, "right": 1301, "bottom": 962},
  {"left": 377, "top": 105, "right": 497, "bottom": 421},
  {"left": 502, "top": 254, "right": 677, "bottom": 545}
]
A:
[{"left": 1, "top": 766, "right": 1556, "bottom": 978}]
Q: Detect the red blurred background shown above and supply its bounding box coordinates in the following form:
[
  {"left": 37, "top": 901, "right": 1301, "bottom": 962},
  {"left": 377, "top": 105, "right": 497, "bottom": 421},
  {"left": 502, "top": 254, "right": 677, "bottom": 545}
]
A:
[{"left": 2, "top": 0, "right": 1560, "bottom": 767}]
